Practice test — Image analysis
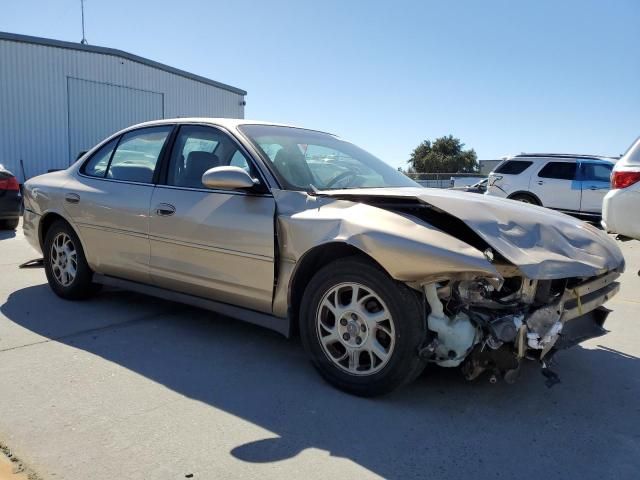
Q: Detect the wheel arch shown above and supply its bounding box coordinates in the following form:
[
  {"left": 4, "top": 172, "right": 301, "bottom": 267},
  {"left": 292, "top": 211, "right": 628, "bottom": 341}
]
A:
[
  {"left": 507, "top": 190, "right": 542, "bottom": 206},
  {"left": 287, "top": 242, "right": 388, "bottom": 336},
  {"left": 39, "top": 212, "right": 88, "bottom": 259}
]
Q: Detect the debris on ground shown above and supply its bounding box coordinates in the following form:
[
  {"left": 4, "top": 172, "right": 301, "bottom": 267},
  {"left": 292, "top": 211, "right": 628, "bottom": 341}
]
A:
[{"left": 0, "top": 443, "right": 40, "bottom": 480}]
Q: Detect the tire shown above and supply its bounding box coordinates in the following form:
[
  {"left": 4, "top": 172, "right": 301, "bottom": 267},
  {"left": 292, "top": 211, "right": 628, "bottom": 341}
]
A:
[
  {"left": 1, "top": 218, "right": 19, "bottom": 230},
  {"left": 43, "top": 220, "right": 100, "bottom": 300},
  {"left": 300, "top": 256, "right": 427, "bottom": 396},
  {"left": 510, "top": 193, "right": 540, "bottom": 205}
]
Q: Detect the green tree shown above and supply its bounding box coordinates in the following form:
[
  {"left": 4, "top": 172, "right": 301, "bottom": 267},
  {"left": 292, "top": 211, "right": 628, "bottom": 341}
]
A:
[{"left": 408, "top": 135, "right": 478, "bottom": 173}]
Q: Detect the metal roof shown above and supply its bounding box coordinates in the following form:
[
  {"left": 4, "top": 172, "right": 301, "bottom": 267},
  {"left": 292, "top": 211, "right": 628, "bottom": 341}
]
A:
[{"left": 0, "top": 31, "right": 246, "bottom": 96}]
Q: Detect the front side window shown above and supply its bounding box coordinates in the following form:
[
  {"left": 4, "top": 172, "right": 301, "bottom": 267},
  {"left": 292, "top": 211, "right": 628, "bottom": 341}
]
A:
[
  {"left": 81, "top": 138, "right": 118, "bottom": 178},
  {"left": 167, "top": 125, "right": 257, "bottom": 189},
  {"left": 107, "top": 126, "right": 172, "bottom": 183},
  {"left": 538, "top": 162, "right": 577, "bottom": 180},
  {"left": 238, "top": 125, "right": 418, "bottom": 191},
  {"left": 582, "top": 162, "right": 612, "bottom": 182},
  {"left": 494, "top": 160, "right": 533, "bottom": 175}
]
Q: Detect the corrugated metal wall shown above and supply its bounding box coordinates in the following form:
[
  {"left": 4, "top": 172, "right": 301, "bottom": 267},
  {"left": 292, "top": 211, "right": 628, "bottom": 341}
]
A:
[
  {"left": 0, "top": 39, "right": 245, "bottom": 178},
  {"left": 67, "top": 78, "right": 164, "bottom": 160}
]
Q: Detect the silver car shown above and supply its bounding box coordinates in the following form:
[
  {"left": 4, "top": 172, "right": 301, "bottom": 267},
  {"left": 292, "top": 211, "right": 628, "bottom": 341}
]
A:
[{"left": 23, "top": 119, "right": 625, "bottom": 395}]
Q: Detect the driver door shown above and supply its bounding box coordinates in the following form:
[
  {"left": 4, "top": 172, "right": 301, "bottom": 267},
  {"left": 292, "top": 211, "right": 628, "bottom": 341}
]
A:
[{"left": 148, "top": 125, "right": 276, "bottom": 313}]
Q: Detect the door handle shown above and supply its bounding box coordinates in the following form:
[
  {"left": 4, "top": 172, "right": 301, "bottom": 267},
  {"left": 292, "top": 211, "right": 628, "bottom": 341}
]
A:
[
  {"left": 589, "top": 186, "right": 604, "bottom": 191},
  {"left": 65, "top": 193, "right": 80, "bottom": 204},
  {"left": 155, "top": 203, "right": 176, "bottom": 216},
  {"left": 537, "top": 181, "right": 544, "bottom": 185}
]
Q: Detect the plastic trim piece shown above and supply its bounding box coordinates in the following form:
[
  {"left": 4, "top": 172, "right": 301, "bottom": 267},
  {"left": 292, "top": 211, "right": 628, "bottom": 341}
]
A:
[{"left": 93, "top": 273, "right": 290, "bottom": 337}]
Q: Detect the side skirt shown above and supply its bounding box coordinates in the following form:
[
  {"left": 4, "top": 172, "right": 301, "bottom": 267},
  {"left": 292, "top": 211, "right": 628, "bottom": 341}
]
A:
[{"left": 93, "top": 273, "right": 291, "bottom": 338}]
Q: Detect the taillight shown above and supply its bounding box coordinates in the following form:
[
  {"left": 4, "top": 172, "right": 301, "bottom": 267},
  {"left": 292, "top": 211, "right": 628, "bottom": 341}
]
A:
[
  {"left": 612, "top": 171, "right": 640, "bottom": 189},
  {"left": 0, "top": 176, "right": 19, "bottom": 191}
]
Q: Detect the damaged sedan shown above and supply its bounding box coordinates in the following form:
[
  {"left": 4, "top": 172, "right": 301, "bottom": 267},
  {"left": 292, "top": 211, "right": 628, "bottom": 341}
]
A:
[{"left": 22, "top": 119, "right": 625, "bottom": 396}]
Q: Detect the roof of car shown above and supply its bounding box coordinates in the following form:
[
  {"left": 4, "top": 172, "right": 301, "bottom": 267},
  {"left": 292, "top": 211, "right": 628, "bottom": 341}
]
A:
[
  {"left": 127, "top": 118, "right": 334, "bottom": 135},
  {"left": 507, "top": 153, "right": 617, "bottom": 163}
]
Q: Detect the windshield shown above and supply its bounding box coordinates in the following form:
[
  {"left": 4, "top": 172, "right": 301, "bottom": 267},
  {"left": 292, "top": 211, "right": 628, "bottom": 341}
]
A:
[{"left": 238, "top": 125, "right": 419, "bottom": 191}]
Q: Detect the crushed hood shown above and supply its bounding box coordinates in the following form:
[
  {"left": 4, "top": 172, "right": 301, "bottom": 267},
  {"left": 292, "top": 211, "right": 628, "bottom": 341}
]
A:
[{"left": 317, "top": 187, "right": 625, "bottom": 279}]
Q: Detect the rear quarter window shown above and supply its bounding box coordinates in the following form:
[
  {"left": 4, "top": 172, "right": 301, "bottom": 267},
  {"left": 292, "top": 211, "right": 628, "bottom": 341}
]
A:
[
  {"left": 81, "top": 138, "right": 119, "bottom": 178},
  {"left": 494, "top": 160, "right": 533, "bottom": 175}
]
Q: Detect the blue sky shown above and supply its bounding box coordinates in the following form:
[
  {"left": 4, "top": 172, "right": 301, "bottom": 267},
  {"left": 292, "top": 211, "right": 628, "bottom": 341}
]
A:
[{"left": 2, "top": 0, "right": 639, "bottom": 168}]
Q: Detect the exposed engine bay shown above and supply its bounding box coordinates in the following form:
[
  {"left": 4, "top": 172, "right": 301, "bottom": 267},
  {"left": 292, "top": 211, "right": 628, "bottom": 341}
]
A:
[{"left": 419, "top": 269, "right": 621, "bottom": 386}]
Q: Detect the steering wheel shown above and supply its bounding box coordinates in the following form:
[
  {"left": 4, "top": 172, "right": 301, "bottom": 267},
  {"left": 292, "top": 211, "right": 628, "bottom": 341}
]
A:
[{"left": 325, "top": 171, "right": 359, "bottom": 189}]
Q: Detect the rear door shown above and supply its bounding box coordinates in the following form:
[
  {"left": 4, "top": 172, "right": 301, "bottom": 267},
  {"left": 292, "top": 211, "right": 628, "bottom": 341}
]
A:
[
  {"left": 579, "top": 161, "right": 613, "bottom": 214},
  {"left": 529, "top": 161, "right": 580, "bottom": 211},
  {"left": 64, "top": 125, "right": 173, "bottom": 283},
  {"left": 148, "top": 125, "right": 276, "bottom": 313}
]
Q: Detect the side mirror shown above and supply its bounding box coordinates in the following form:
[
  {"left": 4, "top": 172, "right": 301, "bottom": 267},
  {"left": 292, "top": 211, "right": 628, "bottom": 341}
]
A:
[{"left": 201, "top": 166, "right": 257, "bottom": 190}]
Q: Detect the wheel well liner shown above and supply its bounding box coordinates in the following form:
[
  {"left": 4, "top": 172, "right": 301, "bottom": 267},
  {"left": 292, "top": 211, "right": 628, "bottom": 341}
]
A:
[
  {"left": 39, "top": 213, "right": 78, "bottom": 251},
  {"left": 507, "top": 191, "right": 542, "bottom": 206}
]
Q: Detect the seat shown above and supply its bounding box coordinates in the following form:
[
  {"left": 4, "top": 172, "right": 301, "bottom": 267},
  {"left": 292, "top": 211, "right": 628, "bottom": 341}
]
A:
[
  {"left": 181, "top": 151, "right": 220, "bottom": 188},
  {"left": 273, "top": 145, "right": 314, "bottom": 188}
]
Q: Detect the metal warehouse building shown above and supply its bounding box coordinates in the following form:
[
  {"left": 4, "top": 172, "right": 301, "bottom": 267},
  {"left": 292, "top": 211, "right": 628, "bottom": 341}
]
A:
[{"left": 0, "top": 31, "right": 246, "bottom": 179}]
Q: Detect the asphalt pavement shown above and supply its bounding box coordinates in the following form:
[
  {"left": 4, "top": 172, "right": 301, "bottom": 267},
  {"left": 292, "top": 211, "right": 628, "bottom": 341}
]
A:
[{"left": 0, "top": 224, "right": 639, "bottom": 480}]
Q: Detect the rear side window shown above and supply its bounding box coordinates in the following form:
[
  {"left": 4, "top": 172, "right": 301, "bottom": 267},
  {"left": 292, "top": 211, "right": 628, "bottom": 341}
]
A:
[
  {"left": 538, "top": 162, "right": 577, "bottom": 180},
  {"left": 108, "top": 126, "right": 172, "bottom": 183},
  {"left": 494, "top": 160, "right": 533, "bottom": 175},
  {"left": 81, "top": 138, "right": 118, "bottom": 178},
  {"left": 582, "top": 163, "right": 612, "bottom": 182}
]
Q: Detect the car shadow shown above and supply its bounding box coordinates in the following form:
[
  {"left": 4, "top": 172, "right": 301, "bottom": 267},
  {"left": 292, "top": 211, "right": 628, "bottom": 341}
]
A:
[{"left": 2, "top": 284, "right": 639, "bottom": 479}]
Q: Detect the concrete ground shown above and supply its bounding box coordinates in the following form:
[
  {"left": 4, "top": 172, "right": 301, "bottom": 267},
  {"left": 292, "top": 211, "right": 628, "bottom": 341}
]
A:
[{"left": 0, "top": 224, "right": 639, "bottom": 480}]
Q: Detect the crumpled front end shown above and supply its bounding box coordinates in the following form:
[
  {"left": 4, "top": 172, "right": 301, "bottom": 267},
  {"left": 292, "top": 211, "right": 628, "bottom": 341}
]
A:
[{"left": 419, "top": 269, "right": 621, "bottom": 385}]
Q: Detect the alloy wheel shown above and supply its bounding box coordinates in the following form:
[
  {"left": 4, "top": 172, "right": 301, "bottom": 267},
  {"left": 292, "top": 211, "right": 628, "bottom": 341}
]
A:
[
  {"left": 50, "top": 232, "right": 77, "bottom": 287},
  {"left": 316, "top": 282, "right": 396, "bottom": 376}
]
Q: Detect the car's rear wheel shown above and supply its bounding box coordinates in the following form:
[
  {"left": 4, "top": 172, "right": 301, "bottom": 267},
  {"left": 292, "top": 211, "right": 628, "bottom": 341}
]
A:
[
  {"left": 510, "top": 193, "right": 540, "bottom": 205},
  {"left": 300, "top": 256, "right": 427, "bottom": 396},
  {"left": 43, "top": 220, "right": 100, "bottom": 300}
]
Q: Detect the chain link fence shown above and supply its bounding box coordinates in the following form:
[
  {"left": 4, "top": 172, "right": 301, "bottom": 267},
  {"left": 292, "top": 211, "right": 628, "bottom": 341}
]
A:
[{"left": 404, "top": 172, "right": 486, "bottom": 188}]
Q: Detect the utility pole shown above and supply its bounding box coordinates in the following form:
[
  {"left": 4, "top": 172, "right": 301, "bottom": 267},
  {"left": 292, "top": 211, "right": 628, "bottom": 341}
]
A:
[{"left": 80, "top": 0, "right": 88, "bottom": 44}]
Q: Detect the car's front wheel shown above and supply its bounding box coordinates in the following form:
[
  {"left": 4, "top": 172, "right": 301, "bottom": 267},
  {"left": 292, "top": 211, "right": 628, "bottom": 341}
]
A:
[
  {"left": 43, "top": 220, "right": 100, "bottom": 300},
  {"left": 300, "top": 257, "right": 427, "bottom": 396}
]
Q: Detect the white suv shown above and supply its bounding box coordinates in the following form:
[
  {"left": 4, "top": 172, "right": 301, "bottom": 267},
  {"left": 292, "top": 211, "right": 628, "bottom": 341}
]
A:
[
  {"left": 602, "top": 137, "right": 640, "bottom": 239},
  {"left": 486, "top": 154, "right": 616, "bottom": 219}
]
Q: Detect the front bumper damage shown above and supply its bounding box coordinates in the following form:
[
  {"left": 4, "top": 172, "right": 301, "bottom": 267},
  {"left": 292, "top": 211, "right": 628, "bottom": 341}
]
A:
[{"left": 419, "top": 270, "right": 621, "bottom": 386}]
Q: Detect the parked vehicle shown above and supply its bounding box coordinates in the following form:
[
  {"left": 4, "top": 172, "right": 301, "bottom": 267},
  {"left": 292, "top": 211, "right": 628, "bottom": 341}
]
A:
[
  {"left": 22, "top": 119, "right": 624, "bottom": 395},
  {"left": 452, "top": 178, "right": 487, "bottom": 194},
  {"left": 0, "top": 164, "right": 21, "bottom": 230},
  {"left": 486, "top": 154, "right": 616, "bottom": 219},
  {"left": 603, "top": 137, "right": 640, "bottom": 239}
]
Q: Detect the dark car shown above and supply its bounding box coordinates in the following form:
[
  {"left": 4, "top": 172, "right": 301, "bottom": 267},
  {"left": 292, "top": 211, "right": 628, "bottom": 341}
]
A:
[{"left": 0, "top": 165, "right": 21, "bottom": 230}]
